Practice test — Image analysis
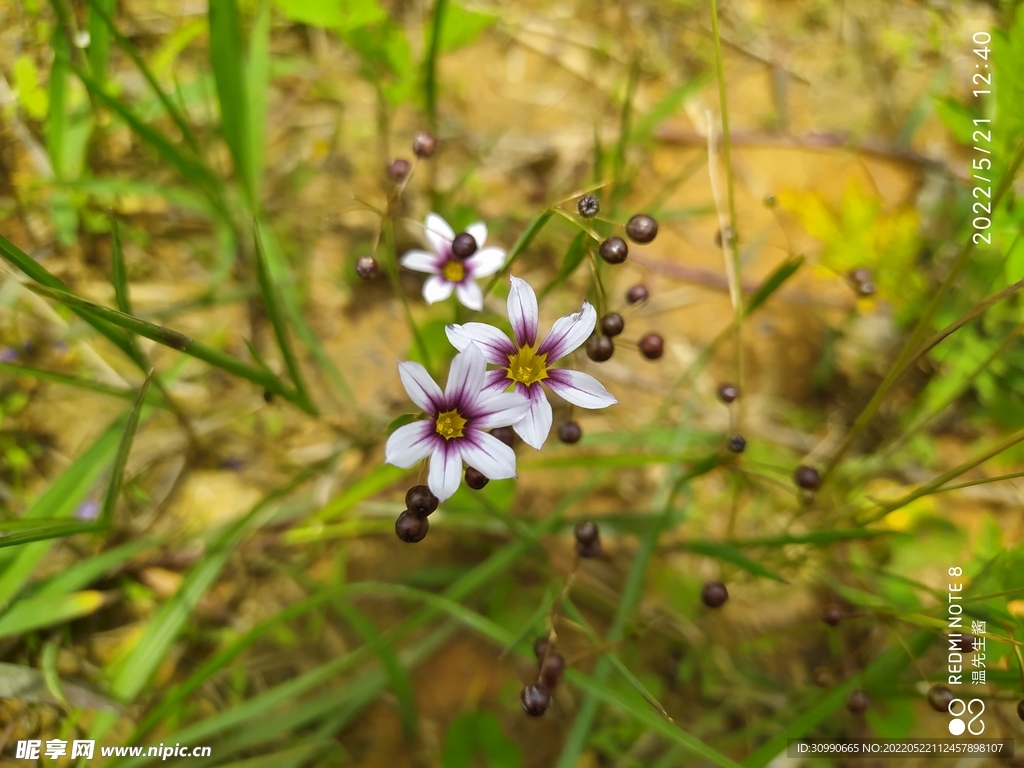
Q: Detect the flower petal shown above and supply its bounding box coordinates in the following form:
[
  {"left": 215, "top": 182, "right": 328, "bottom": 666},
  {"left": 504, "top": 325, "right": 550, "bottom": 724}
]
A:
[
  {"left": 465, "top": 247, "right": 505, "bottom": 279},
  {"left": 425, "top": 213, "right": 455, "bottom": 255},
  {"left": 461, "top": 431, "right": 517, "bottom": 480},
  {"left": 537, "top": 301, "right": 597, "bottom": 362},
  {"left": 385, "top": 420, "right": 438, "bottom": 468},
  {"left": 446, "top": 322, "right": 515, "bottom": 365},
  {"left": 466, "top": 221, "right": 488, "bottom": 247},
  {"left": 483, "top": 368, "right": 513, "bottom": 393},
  {"left": 512, "top": 383, "right": 552, "bottom": 450},
  {"left": 398, "top": 360, "right": 444, "bottom": 413},
  {"left": 400, "top": 249, "right": 441, "bottom": 274},
  {"left": 507, "top": 275, "right": 539, "bottom": 347},
  {"left": 469, "top": 389, "right": 530, "bottom": 427},
  {"left": 444, "top": 343, "right": 487, "bottom": 408},
  {"left": 455, "top": 281, "right": 484, "bottom": 311},
  {"left": 546, "top": 368, "right": 618, "bottom": 409},
  {"left": 423, "top": 275, "right": 454, "bottom": 304},
  {"left": 428, "top": 440, "right": 463, "bottom": 502}
]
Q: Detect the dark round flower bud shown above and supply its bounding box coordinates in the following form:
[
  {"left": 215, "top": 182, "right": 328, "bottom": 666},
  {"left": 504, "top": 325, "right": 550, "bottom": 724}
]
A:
[
  {"left": 452, "top": 232, "right": 477, "bottom": 259},
  {"left": 927, "top": 685, "right": 954, "bottom": 713},
  {"left": 558, "top": 421, "right": 582, "bottom": 444},
  {"left": 763, "top": 194, "right": 777, "bottom": 208},
  {"left": 576, "top": 195, "right": 600, "bottom": 218},
  {"left": 626, "top": 284, "right": 649, "bottom": 304},
  {"left": 716, "top": 383, "right": 739, "bottom": 403},
  {"left": 540, "top": 652, "right": 566, "bottom": 688},
  {"left": 490, "top": 427, "right": 516, "bottom": 447},
  {"left": 395, "top": 510, "right": 428, "bottom": 543},
  {"left": 600, "top": 312, "right": 624, "bottom": 337},
  {"left": 813, "top": 667, "right": 833, "bottom": 688},
  {"left": 355, "top": 255, "right": 380, "bottom": 280},
  {"left": 533, "top": 636, "right": 549, "bottom": 661},
  {"left": 726, "top": 434, "right": 746, "bottom": 454},
  {"left": 794, "top": 465, "right": 821, "bottom": 491},
  {"left": 625, "top": 214, "right": 658, "bottom": 244},
  {"left": 465, "top": 466, "right": 489, "bottom": 490},
  {"left": 520, "top": 683, "right": 551, "bottom": 716},
  {"left": 952, "top": 634, "right": 976, "bottom": 653},
  {"left": 598, "top": 237, "right": 628, "bottom": 264},
  {"left": 406, "top": 485, "right": 439, "bottom": 517},
  {"left": 576, "top": 539, "right": 602, "bottom": 558},
  {"left": 846, "top": 690, "right": 870, "bottom": 714},
  {"left": 263, "top": 389, "right": 275, "bottom": 404},
  {"left": 639, "top": 332, "right": 664, "bottom": 360},
  {"left": 586, "top": 335, "right": 614, "bottom": 362},
  {"left": 701, "top": 580, "right": 729, "bottom": 608},
  {"left": 387, "top": 158, "right": 411, "bottom": 182},
  {"left": 1017, "top": 699, "right": 1024, "bottom": 722},
  {"left": 821, "top": 603, "right": 844, "bottom": 626},
  {"left": 574, "top": 520, "right": 599, "bottom": 545},
  {"left": 412, "top": 132, "right": 437, "bottom": 158}
]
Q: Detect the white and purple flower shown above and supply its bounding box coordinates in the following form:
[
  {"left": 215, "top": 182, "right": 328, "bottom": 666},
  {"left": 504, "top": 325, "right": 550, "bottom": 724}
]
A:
[
  {"left": 399, "top": 213, "right": 506, "bottom": 311},
  {"left": 384, "top": 344, "right": 530, "bottom": 503},
  {"left": 445, "top": 276, "right": 618, "bottom": 449}
]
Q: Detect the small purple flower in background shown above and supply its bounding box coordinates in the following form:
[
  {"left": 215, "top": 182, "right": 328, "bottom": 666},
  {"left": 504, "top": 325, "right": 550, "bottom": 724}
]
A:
[
  {"left": 75, "top": 499, "right": 100, "bottom": 521},
  {"left": 0, "top": 347, "right": 18, "bottom": 362},
  {"left": 399, "top": 213, "right": 505, "bottom": 310},
  {"left": 446, "top": 276, "right": 618, "bottom": 449},
  {"left": 385, "top": 344, "right": 529, "bottom": 502}
]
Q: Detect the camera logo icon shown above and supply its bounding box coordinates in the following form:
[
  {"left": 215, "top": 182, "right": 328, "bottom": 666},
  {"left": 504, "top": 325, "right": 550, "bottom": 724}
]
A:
[{"left": 948, "top": 698, "right": 985, "bottom": 736}]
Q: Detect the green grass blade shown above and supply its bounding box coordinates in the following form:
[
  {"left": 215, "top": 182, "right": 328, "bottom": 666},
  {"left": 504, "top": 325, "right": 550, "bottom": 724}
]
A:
[
  {"left": 681, "top": 540, "right": 787, "bottom": 583},
  {"left": 423, "top": 0, "right": 448, "bottom": 130},
  {"left": 208, "top": 0, "right": 253, "bottom": 204},
  {"left": 32, "top": 538, "right": 156, "bottom": 598},
  {"left": 100, "top": 373, "right": 151, "bottom": 528},
  {"left": 741, "top": 631, "right": 933, "bottom": 767},
  {"left": 0, "top": 361, "right": 167, "bottom": 407},
  {"left": 0, "top": 415, "right": 124, "bottom": 604},
  {"left": 0, "top": 232, "right": 135, "bottom": 358},
  {"left": 246, "top": 0, "right": 271, "bottom": 200},
  {"left": 483, "top": 210, "right": 554, "bottom": 297},
  {"left": 540, "top": 231, "right": 588, "bottom": 299},
  {"left": 41, "top": 640, "right": 70, "bottom": 711},
  {"left": 110, "top": 216, "right": 132, "bottom": 315},
  {"left": 87, "top": 0, "right": 114, "bottom": 83},
  {"left": 0, "top": 662, "right": 121, "bottom": 712},
  {"left": 66, "top": 56, "right": 221, "bottom": 203},
  {"left": 332, "top": 600, "right": 417, "bottom": 739},
  {"left": 744, "top": 256, "right": 804, "bottom": 315},
  {"left": 84, "top": 0, "right": 201, "bottom": 153},
  {"left": 310, "top": 464, "right": 409, "bottom": 523},
  {"left": 23, "top": 282, "right": 307, "bottom": 412},
  {"left": 567, "top": 670, "right": 744, "bottom": 768},
  {"left": 47, "top": 25, "right": 69, "bottom": 179},
  {"left": 0, "top": 591, "right": 109, "bottom": 639},
  {"left": 0, "top": 521, "right": 101, "bottom": 549},
  {"left": 253, "top": 222, "right": 316, "bottom": 413},
  {"left": 87, "top": 458, "right": 333, "bottom": 742},
  {"left": 631, "top": 73, "right": 712, "bottom": 145}
]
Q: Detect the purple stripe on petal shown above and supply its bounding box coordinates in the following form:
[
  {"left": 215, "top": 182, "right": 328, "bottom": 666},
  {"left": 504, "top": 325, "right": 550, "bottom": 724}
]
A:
[
  {"left": 461, "top": 429, "right": 517, "bottom": 480},
  {"left": 428, "top": 439, "right": 463, "bottom": 502},
  {"left": 398, "top": 361, "right": 444, "bottom": 413},
  {"left": 507, "top": 276, "right": 539, "bottom": 348},
  {"left": 444, "top": 343, "right": 487, "bottom": 411},
  {"left": 545, "top": 368, "right": 618, "bottom": 409},
  {"left": 510, "top": 384, "right": 552, "bottom": 449},
  {"left": 385, "top": 420, "right": 441, "bottom": 468},
  {"left": 537, "top": 301, "right": 596, "bottom": 362},
  {"left": 446, "top": 323, "right": 515, "bottom": 365}
]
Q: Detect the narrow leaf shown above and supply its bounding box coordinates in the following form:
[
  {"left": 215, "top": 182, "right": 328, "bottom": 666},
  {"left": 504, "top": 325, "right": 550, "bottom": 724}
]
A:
[
  {"left": 745, "top": 256, "right": 804, "bottom": 315},
  {"left": 681, "top": 540, "right": 787, "bottom": 583},
  {"left": 110, "top": 216, "right": 132, "bottom": 315},
  {"left": 0, "top": 662, "right": 121, "bottom": 712},
  {"left": 208, "top": 0, "right": 253, "bottom": 204},
  {"left": 0, "top": 591, "right": 110, "bottom": 638}
]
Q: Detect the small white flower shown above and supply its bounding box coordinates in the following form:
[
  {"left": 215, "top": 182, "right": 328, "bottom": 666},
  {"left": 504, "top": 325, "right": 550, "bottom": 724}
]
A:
[
  {"left": 385, "top": 344, "right": 530, "bottom": 503},
  {"left": 399, "top": 213, "right": 505, "bottom": 311},
  {"left": 445, "top": 276, "right": 618, "bottom": 449}
]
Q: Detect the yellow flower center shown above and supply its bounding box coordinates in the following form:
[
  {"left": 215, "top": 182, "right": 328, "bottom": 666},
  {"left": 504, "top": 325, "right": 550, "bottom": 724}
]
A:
[
  {"left": 442, "top": 260, "right": 465, "bottom": 282},
  {"left": 506, "top": 346, "right": 549, "bottom": 386},
  {"left": 435, "top": 408, "right": 467, "bottom": 440}
]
